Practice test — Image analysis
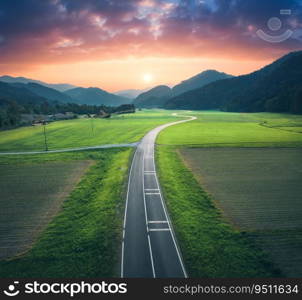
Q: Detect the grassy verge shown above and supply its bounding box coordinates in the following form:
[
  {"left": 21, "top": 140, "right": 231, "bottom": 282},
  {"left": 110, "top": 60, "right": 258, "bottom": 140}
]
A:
[
  {"left": 0, "top": 148, "right": 132, "bottom": 277},
  {"left": 156, "top": 146, "right": 281, "bottom": 277}
]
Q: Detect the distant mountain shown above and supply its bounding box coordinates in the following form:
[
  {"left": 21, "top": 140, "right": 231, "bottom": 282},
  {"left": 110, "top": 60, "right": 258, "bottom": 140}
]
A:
[
  {"left": 133, "top": 85, "right": 172, "bottom": 108},
  {"left": 64, "top": 87, "right": 130, "bottom": 106},
  {"left": 0, "top": 75, "right": 77, "bottom": 92},
  {"left": 131, "top": 71, "right": 232, "bottom": 108},
  {"left": 0, "top": 76, "right": 132, "bottom": 107},
  {"left": 172, "top": 70, "right": 233, "bottom": 96},
  {"left": 114, "top": 89, "right": 148, "bottom": 99},
  {"left": 0, "top": 81, "right": 46, "bottom": 105},
  {"left": 11, "top": 82, "right": 74, "bottom": 103},
  {"left": 165, "top": 51, "right": 302, "bottom": 114}
]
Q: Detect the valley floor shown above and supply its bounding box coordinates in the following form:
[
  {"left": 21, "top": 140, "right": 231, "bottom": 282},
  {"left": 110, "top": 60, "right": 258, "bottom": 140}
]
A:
[{"left": 0, "top": 110, "right": 301, "bottom": 278}]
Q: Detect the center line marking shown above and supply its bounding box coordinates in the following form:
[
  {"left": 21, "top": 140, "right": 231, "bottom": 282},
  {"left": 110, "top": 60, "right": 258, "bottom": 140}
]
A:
[
  {"left": 142, "top": 151, "right": 156, "bottom": 278},
  {"left": 148, "top": 221, "right": 168, "bottom": 224},
  {"left": 145, "top": 193, "right": 160, "bottom": 195}
]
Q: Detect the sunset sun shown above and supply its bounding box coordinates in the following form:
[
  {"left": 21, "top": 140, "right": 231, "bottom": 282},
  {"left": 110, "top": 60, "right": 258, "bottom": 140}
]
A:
[{"left": 143, "top": 73, "right": 153, "bottom": 83}]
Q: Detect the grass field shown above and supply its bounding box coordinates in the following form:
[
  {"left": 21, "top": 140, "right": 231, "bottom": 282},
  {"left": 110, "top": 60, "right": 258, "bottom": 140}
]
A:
[
  {"left": 158, "top": 111, "right": 302, "bottom": 147},
  {"left": 253, "top": 113, "right": 302, "bottom": 134},
  {"left": 0, "top": 110, "right": 181, "bottom": 152},
  {"left": 0, "top": 160, "right": 92, "bottom": 260},
  {"left": 0, "top": 148, "right": 132, "bottom": 277},
  {"left": 156, "top": 111, "right": 302, "bottom": 277}
]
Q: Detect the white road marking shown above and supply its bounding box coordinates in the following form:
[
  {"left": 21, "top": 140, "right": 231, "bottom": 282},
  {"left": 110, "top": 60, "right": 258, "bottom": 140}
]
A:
[
  {"left": 152, "top": 153, "right": 188, "bottom": 278},
  {"left": 121, "top": 148, "right": 138, "bottom": 278},
  {"left": 145, "top": 192, "right": 160, "bottom": 195},
  {"left": 147, "top": 235, "right": 156, "bottom": 278},
  {"left": 122, "top": 113, "right": 195, "bottom": 278},
  {"left": 151, "top": 117, "right": 192, "bottom": 278},
  {"left": 142, "top": 151, "right": 156, "bottom": 278},
  {"left": 148, "top": 221, "right": 168, "bottom": 224}
]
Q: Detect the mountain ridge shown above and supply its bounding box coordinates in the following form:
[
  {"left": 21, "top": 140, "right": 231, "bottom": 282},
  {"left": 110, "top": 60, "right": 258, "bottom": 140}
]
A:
[
  {"left": 0, "top": 81, "right": 47, "bottom": 105},
  {"left": 165, "top": 51, "right": 302, "bottom": 114},
  {"left": 132, "top": 70, "right": 234, "bottom": 108},
  {"left": 114, "top": 88, "right": 149, "bottom": 99},
  {"left": 133, "top": 85, "right": 172, "bottom": 108},
  {"left": 172, "top": 70, "right": 233, "bottom": 96},
  {"left": 0, "top": 75, "right": 77, "bottom": 92},
  {"left": 11, "top": 82, "right": 74, "bottom": 103},
  {"left": 64, "top": 87, "right": 130, "bottom": 106}
]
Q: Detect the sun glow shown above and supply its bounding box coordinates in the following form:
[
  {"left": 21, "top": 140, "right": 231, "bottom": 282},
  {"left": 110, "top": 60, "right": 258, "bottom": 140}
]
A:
[{"left": 143, "top": 73, "right": 153, "bottom": 83}]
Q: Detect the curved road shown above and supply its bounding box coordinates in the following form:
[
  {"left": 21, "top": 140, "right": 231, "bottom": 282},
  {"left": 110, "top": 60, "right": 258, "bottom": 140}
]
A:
[
  {"left": 0, "top": 143, "right": 138, "bottom": 155},
  {"left": 121, "top": 115, "right": 196, "bottom": 278}
]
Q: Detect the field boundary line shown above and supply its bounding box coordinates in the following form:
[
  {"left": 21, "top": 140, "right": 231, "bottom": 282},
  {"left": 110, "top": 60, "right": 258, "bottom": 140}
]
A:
[{"left": 259, "top": 122, "right": 302, "bottom": 135}]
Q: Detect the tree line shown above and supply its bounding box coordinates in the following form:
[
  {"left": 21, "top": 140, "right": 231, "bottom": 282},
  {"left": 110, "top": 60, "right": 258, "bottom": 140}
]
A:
[{"left": 0, "top": 99, "right": 135, "bottom": 129}]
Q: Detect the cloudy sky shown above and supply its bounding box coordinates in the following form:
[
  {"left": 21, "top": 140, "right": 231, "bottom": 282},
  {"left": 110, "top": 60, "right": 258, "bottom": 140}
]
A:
[{"left": 0, "top": 0, "right": 301, "bottom": 91}]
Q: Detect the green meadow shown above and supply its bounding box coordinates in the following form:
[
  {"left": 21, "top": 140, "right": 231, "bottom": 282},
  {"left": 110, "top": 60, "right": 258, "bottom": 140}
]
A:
[
  {"left": 158, "top": 111, "right": 302, "bottom": 147},
  {"left": 0, "top": 110, "right": 181, "bottom": 152}
]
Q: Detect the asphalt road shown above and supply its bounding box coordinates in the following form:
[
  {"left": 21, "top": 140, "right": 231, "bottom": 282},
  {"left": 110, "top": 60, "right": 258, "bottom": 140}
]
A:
[
  {"left": 0, "top": 143, "right": 138, "bottom": 155},
  {"left": 122, "top": 115, "right": 196, "bottom": 278}
]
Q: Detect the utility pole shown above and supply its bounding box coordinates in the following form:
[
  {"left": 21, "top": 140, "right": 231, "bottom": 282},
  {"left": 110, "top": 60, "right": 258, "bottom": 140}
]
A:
[
  {"left": 43, "top": 121, "right": 48, "bottom": 151},
  {"left": 90, "top": 116, "right": 94, "bottom": 136}
]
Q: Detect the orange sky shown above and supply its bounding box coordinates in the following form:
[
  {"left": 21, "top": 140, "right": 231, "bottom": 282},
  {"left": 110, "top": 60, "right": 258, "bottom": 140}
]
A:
[
  {"left": 8, "top": 56, "right": 272, "bottom": 92},
  {"left": 0, "top": 0, "right": 301, "bottom": 92}
]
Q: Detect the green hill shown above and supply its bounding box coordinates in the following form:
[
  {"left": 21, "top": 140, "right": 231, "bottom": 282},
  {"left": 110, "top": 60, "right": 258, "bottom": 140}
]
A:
[
  {"left": 172, "top": 70, "right": 233, "bottom": 96},
  {"left": 0, "top": 75, "right": 76, "bottom": 92},
  {"left": 133, "top": 85, "right": 172, "bottom": 108},
  {"left": 165, "top": 51, "right": 302, "bottom": 114},
  {"left": 11, "top": 82, "right": 74, "bottom": 103},
  {"left": 0, "top": 81, "right": 46, "bottom": 105},
  {"left": 64, "top": 87, "right": 130, "bottom": 106}
]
